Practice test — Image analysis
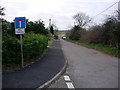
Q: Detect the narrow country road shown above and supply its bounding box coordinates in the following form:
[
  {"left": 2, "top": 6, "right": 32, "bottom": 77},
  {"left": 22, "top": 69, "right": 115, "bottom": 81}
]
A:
[{"left": 50, "top": 39, "right": 118, "bottom": 88}]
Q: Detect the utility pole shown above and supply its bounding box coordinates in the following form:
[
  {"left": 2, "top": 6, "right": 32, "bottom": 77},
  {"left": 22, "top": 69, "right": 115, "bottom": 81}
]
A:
[
  {"left": 118, "top": 0, "right": 120, "bottom": 21},
  {"left": 74, "top": 22, "right": 76, "bottom": 27},
  {"left": 49, "top": 19, "right": 51, "bottom": 30}
]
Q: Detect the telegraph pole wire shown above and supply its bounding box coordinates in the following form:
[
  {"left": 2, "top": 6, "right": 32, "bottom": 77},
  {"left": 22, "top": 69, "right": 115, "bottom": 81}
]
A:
[{"left": 91, "top": 1, "right": 118, "bottom": 19}]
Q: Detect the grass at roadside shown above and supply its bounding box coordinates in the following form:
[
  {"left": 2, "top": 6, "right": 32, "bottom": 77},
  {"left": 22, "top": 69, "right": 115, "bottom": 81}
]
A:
[
  {"left": 48, "top": 38, "right": 54, "bottom": 46},
  {"left": 66, "top": 39, "right": 120, "bottom": 57}
]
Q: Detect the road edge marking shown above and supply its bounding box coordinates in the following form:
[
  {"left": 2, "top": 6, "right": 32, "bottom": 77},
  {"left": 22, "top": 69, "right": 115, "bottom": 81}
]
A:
[
  {"left": 66, "top": 82, "right": 75, "bottom": 89},
  {"left": 64, "top": 75, "right": 71, "bottom": 81}
]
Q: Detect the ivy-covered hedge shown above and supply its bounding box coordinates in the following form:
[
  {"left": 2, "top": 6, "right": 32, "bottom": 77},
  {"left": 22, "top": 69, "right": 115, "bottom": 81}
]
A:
[{"left": 2, "top": 32, "right": 48, "bottom": 64}]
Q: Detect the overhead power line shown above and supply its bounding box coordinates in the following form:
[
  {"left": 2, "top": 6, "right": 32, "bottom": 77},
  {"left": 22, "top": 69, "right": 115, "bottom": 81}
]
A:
[{"left": 91, "top": 1, "right": 118, "bottom": 19}]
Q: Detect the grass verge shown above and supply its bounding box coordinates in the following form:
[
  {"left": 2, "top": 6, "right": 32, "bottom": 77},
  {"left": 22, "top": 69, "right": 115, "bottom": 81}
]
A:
[
  {"left": 48, "top": 38, "right": 54, "bottom": 46},
  {"left": 66, "top": 39, "right": 120, "bottom": 57}
]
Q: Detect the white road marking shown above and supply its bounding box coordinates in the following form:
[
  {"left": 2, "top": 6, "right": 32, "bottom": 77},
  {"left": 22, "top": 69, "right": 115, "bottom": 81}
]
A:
[
  {"left": 66, "top": 82, "right": 75, "bottom": 89},
  {"left": 64, "top": 75, "right": 75, "bottom": 89},
  {"left": 64, "top": 75, "right": 71, "bottom": 81}
]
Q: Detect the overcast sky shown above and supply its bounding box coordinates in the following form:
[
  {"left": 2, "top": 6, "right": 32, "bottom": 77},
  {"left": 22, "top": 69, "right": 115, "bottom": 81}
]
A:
[{"left": 1, "top": 0, "right": 119, "bottom": 30}]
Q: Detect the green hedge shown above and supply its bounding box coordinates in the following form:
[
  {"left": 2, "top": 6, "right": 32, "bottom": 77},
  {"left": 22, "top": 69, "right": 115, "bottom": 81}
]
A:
[
  {"left": 23, "top": 32, "right": 48, "bottom": 60},
  {"left": 2, "top": 35, "right": 21, "bottom": 64},
  {"left": 54, "top": 35, "right": 58, "bottom": 39},
  {"left": 2, "top": 32, "right": 48, "bottom": 64}
]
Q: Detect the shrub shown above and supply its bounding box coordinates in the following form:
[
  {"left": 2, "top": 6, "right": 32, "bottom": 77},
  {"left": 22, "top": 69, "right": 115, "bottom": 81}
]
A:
[
  {"left": 2, "top": 32, "right": 48, "bottom": 64},
  {"left": 25, "top": 20, "right": 49, "bottom": 35},
  {"left": 69, "top": 25, "right": 85, "bottom": 40},
  {"left": 2, "top": 35, "right": 21, "bottom": 64},
  {"left": 54, "top": 35, "right": 58, "bottom": 39},
  {"left": 80, "top": 25, "right": 103, "bottom": 44},
  {"left": 23, "top": 32, "right": 48, "bottom": 61}
]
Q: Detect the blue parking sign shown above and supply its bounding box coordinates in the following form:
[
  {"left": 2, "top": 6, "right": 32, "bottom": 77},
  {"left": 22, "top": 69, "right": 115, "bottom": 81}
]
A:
[{"left": 15, "top": 17, "right": 26, "bottom": 28}]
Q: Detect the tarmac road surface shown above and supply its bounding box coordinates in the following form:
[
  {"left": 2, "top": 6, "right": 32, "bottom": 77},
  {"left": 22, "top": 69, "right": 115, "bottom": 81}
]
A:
[
  {"left": 2, "top": 40, "right": 65, "bottom": 89},
  {"left": 50, "top": 39, "right": 118, "bottom": 88}
]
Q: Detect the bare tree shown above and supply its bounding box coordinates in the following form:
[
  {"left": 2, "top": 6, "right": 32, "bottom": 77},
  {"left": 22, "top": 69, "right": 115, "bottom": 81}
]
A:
[{"left": 73, "top": 12, "right": 91, "bottom": 28}]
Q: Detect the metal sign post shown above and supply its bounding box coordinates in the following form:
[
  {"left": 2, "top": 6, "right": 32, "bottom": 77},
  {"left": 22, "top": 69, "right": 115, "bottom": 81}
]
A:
[
  {"left": 15, "top": 17, "right": 26, "bottom": 68},
  {"left": 19, "top": 20, "right": 24, "bottom": 68},
  {"left": 19, "top": 19, "right": 24, "bottom": 68},
  {"left": 20, "top": 34, "right": 24, "bottom": 68}
]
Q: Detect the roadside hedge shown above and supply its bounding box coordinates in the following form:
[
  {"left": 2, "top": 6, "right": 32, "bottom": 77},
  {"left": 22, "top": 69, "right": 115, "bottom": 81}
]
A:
[
  {"left": 23, "top": 32, "right": 48, "bottom": 60},
  {"left": 2, "top": 32, "right": 48, "bottom": 64},
  {"left": 2, "top": 35, "right": 21, "bottom": 64},
  {"left": 54, "top": 35, "right": 58, "bottom": 39}
]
